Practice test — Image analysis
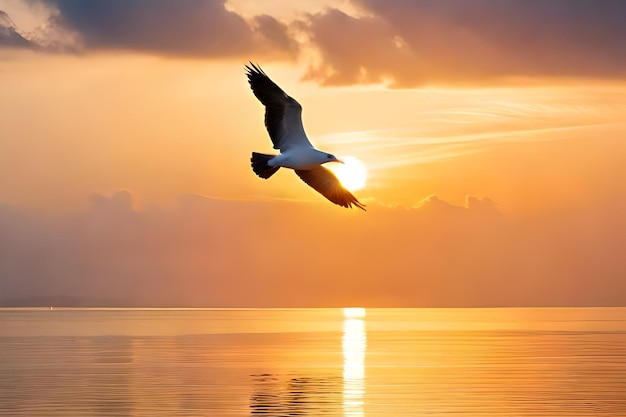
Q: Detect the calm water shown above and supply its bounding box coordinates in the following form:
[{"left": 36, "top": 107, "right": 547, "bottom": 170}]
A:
[{"left": 1, "top": 307, "right": 625, "bottom": 416}]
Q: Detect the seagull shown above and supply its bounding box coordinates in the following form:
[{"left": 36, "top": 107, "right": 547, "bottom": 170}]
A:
[{"left": 245, "top": 63, "right": 365, "bottom": 210}]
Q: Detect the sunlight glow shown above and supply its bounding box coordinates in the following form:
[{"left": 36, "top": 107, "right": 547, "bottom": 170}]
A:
[
  {"left": 343, "top": 307, "right": 366, "bottom": 318},
  {"left": 343, "top": 308, "right": 366, "bottom": 417},
  {"left": 328, "top": 156, "right": 367, "bottom": 191}
]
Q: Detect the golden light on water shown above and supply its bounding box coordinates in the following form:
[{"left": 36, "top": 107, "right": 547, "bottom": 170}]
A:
[
  {"left": 343, "top": 308, "right": 366, "bottom": 416},
  {"left": 328, "top": 157, "right": 367, "bottom": 191},
  {"left": 343, "top": 307, "right": 366, "bottom": 318}
]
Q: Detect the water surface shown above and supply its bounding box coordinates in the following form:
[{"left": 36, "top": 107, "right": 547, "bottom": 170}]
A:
[{"left": 1, "top": 307, "right": 625, "bottom": 416}]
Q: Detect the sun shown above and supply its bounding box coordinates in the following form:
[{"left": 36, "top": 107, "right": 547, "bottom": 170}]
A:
[{"left": 328, "top": 156, "right": 367, "bottom": 191}]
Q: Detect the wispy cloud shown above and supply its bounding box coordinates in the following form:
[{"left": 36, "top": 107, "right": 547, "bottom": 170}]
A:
[{"left": 319, "top": 86, "right": 626, "bottom": 171}]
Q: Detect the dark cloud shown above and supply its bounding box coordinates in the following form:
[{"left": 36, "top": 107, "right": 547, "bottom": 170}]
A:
[
  {"left": 0, "top": 10, "right": 38, "bottom": 49},
  {"left": 39, "top": 0, "right": 296, "bottom": 57},
  {"left": 252, "top": 14, "right": 298, "bottom": 56},
  {"left": 303, "top": 0, "right": 626, "bottom": 86},
  {"left": 6, "top": 1, "right": 626, "bottom": 83},
  {"left": 1, "top": 191, "right": 625, "bottom": 307}
]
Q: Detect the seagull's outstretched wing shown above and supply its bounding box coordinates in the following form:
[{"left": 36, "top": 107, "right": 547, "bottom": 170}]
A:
[
  {"left": 245, "top": 63, "right": 312, "bottom": 151},
  {"left": 295, "top": 167, "right": 366, "bottom": 210}
]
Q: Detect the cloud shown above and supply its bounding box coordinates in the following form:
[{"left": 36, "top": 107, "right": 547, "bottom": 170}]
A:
[
  {"left": 6, "top": 0, "right": 625, "bottom": 87},
  {"left": 0, "top": 10, "right": 38, "bottom": 49},
  {"left": 1, "top": 191, "right": 625, "bottom": 307},
  {"left": 302, "top": 0, "right": 626, "bottom": 86},
  {"left": 252, "top": 14, "right": 298, "bottom": 56},
  {"left": 13, "top": 0, "right": 296, "bottom": 57}
]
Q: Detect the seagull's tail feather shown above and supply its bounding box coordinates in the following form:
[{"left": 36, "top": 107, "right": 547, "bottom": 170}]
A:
[{"left": 251, "top": 152, "right": 280, "bottom": 179}]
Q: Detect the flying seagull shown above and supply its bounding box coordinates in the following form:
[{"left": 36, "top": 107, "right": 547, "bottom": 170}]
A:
[{"left": 245, "top": 63, "right": 365, "bottom": 210}]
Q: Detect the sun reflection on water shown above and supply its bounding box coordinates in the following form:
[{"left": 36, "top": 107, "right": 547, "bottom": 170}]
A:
[{"left": 343, "top": 308, "right": 366, "bottom": 417}]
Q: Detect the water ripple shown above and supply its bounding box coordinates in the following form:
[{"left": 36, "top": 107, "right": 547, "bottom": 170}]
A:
[{"left": 0, "top": 308, "right": 625, "bottom": 416}]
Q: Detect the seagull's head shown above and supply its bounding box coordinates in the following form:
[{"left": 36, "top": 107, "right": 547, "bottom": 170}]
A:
[{"left": 324, "top": 153, "right": 344, "bottom": 164}]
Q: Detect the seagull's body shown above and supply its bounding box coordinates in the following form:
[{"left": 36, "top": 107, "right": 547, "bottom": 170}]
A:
[{"left": 245, "top": 63, "right": 365, "bottom": 210}]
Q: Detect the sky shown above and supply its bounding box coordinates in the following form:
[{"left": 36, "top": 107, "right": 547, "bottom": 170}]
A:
[{"left": 1, "top": 0, "right": 625, "bottom": 307}]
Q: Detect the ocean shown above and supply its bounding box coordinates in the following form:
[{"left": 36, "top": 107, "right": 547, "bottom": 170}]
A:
[{"left": 1, "top": 307, "right": 625, "bottom": 416}]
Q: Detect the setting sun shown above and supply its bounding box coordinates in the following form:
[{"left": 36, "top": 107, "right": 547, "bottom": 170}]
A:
[{"left": 328, "top": 156, "right": 368, "bottom": 191}]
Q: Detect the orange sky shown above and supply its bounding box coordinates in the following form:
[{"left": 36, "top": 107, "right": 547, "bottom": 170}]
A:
[{"left": 1, "top": 0, "right": 625, "bottom": 306}]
